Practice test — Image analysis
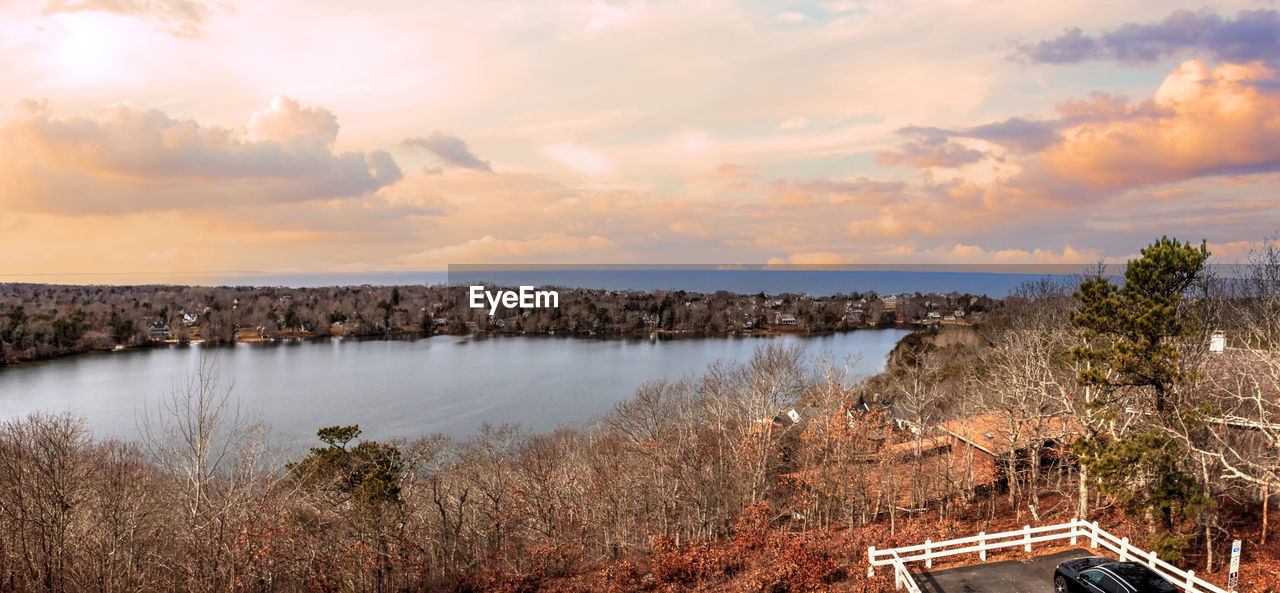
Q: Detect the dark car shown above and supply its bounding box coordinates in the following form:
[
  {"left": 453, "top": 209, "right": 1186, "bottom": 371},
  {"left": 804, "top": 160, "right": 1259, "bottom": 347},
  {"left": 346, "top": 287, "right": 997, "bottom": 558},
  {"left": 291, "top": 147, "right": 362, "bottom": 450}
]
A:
[{"left": 1054, "top": 556, "right": 1179, "bottom": 593}]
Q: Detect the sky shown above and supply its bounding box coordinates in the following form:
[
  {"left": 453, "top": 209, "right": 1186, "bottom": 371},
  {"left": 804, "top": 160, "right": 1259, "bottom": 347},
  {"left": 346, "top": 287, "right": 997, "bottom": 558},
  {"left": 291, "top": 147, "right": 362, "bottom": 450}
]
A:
[{"left": 2, "top": 0, "right": 1280, "bottom": 283}]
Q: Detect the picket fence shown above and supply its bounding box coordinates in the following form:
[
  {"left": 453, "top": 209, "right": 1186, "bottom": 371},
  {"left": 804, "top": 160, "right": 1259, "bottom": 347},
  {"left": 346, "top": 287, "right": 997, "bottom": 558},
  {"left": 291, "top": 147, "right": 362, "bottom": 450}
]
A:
[{"left": 866, "top": 518, "right": 1236, "bottom": 593}]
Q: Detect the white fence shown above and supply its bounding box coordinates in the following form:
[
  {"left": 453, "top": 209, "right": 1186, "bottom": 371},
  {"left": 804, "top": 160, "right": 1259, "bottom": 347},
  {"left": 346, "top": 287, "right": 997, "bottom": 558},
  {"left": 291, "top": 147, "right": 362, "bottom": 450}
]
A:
[{"left": 867, "top": 518, "right": 1236, "bottom": 593}]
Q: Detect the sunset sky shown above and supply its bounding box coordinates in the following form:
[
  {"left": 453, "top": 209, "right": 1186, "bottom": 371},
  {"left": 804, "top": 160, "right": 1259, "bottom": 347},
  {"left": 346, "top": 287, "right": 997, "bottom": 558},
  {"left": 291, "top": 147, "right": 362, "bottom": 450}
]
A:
[{"left": 2, "top": 1, "right": 1280, "bottom": 283}]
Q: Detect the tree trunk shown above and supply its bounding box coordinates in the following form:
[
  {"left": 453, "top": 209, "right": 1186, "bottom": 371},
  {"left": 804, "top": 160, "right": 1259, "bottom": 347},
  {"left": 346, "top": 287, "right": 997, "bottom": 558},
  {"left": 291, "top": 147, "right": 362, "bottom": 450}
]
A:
[
  {"left": 1078, "top": 464, "right": 1089, "bottom": 520},
  {"left": 1201, "top": 457, "right": 1213, "bottom": 573},
  {"left": 1264, "top": 485, "right": 1270, "bottom": 546},
  {"left": 1029, "top": 445, "right": 1042, "bottom": 520}
]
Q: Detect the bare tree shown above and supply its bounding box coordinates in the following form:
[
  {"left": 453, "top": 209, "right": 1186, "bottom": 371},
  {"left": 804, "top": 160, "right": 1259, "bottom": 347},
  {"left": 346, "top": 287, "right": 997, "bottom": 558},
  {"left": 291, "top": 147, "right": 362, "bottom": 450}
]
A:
[
  {"left": 141, "top": 354, "right": 276, "bottom": 592},
  {"left": 975, "top": 285, "right": 1075, "bottom": 520},
  {"left": 0, "top": 412, "right": 93, "bottom": 593}
]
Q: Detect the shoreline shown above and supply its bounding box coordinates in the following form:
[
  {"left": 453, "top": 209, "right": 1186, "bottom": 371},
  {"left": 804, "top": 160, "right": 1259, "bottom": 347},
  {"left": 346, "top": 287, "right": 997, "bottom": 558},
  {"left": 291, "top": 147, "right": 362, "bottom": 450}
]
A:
[
  {"left": 0, "top": 321, "right": 939, "bottom": 371},
  {"left": 2, "top": 282, "right": 991, "bottom": 369}
]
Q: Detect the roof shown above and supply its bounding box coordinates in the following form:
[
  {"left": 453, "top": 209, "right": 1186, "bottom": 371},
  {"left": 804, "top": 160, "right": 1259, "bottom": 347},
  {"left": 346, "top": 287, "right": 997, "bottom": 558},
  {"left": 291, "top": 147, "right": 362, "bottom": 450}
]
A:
[
  {"left": 772, "top": 405, "right": 822, "bottom": 427},
  {"left": 937, "top": 412, "right": 1079, "bottom": 457},
  {"left": 883, "top": 435, "right": 948, "bottom": 458}
]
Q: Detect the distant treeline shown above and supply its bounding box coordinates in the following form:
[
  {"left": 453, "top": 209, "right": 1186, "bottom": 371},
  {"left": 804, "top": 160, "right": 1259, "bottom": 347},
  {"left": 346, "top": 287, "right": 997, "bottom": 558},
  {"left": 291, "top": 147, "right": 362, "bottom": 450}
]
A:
[{"left": 0, "top": 283, "right": 1000, "bottom": 365}]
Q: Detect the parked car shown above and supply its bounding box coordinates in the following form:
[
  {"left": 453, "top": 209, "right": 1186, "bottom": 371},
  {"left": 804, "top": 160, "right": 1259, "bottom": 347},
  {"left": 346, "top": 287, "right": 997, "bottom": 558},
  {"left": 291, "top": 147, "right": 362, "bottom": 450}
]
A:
[{"left": 1054, "top": 556, "right": 1178, "bottom": 593}]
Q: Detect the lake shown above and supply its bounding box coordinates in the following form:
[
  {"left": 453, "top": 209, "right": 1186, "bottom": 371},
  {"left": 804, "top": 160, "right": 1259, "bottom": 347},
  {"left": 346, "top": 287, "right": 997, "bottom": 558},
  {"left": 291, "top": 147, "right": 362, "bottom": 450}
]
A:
[{"left": 0, "top": 330, "right": 911, "bottom": 442}]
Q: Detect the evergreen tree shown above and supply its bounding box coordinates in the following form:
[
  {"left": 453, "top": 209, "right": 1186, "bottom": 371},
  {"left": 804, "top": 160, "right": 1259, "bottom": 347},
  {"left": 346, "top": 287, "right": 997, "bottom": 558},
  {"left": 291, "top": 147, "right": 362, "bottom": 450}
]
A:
[
  {"left": 288, "top": 425, "right": 404, "bottom": 508},
  {"left": 1071, "top": 236, "right": 1209, "bottom": 413},
  {"left": 1070, "top": 236, "right": 1212, "bottom": 561}
]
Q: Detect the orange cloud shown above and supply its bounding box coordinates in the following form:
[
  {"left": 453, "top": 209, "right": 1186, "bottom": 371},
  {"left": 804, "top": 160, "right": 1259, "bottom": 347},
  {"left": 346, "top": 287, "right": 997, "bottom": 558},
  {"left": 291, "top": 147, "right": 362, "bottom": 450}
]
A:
[
  {"left": 247, "top": 96, "right": 340, "bottom": 146},
  {"left": 1037, "top": 60, "right": 1280, "bottom": 191},
  {"left": 0, "top": 97, "right": 401, "bottom": 215},
  {"left": 392, "top": 233, "right": 622, "bottom": 266},
  {"left": 42, "top": 0, "right": 217, "bottom": 38}
]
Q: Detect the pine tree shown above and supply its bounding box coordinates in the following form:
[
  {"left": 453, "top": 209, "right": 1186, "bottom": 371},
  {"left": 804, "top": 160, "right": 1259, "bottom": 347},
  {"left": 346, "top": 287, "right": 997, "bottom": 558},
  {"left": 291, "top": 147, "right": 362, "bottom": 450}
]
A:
[
  {"left": 1070, "top": 236, "right": 1212, "bottom": 561},
  {"left": 1071, "top": 236, "right": 1208, "bottom": 414}
]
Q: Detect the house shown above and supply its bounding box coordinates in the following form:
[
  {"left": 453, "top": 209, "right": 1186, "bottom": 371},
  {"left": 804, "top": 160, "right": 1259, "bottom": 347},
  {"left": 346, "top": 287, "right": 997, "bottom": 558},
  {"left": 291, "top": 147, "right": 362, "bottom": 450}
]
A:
[
  {"left": 743, "top": 320, "right": 755, "bottom": 329},
  {"left": 927, "top": 311, "right": 942, "bottom": 319},
  {"left": 493, "top": 318, "right": 506, "bottom": 328},
  {"left": 776, "top": 314, "right": 797, "bottom": 325},
  {"left": 935, "top": 413, "right": 1080, "bottom": 487},
  {"left": 772, "top": 405, "right": 822, "bottom": 428},
  {"left": 1210, "top": 330, "right": 1226, "bottom": 353},
  {"left": 148, "top": 323, "right": 171, "bottom": 340},
  {"left": 954, "top": 310, "right": 965, "bottom": 318},
  {"left": 182, "top": 313, "right": 199, "bottom": 326},
  {"left": 943, "top": 315, "right": 956, "bottom": 322}
]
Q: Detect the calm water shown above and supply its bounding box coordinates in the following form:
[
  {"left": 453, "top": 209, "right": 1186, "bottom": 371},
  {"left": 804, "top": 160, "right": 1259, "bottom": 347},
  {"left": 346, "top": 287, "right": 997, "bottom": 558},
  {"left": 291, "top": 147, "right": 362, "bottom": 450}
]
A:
[{"left": 0, "top": 331, "right": 910, "bottom": 442}]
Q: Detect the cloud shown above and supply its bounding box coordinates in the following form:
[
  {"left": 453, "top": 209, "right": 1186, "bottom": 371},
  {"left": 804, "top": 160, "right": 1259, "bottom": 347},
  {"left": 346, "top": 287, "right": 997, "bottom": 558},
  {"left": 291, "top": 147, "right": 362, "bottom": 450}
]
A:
[
  {"left": 668, "top": 220, "right": 713, "bottom": 238},
  {"left": 1030, "top": 60, "right": 1280, "bottom": 192},
  {"left": 1017, "top": 9, "right": 1280, "bottom": 66},
  {"left": 41, "top": 0, "right": 219, "bottom": 38},
  {"left": 776, "top": 11, "right": 812, "bottom": 25},
  {"left": 0, "top": 97, "right": 402, "bottom": 215},
  {"left": 711, "top": 163, "right": 758, "bottom": 179},
  {"left": 778, "top": 116, "right": 809, "bottom": 130},
  {"left": 248, "top": 96, "right": 339, "bottom": 146},
  {"left": 898, "top": 117, "right": 1060, "bottom": 154},
  {"left": 402, "top": 132, "right": 493, "bottom": 173},
  {"left": 1053, "top": 91, "right": 1165, "bottom": 124},
  {"left": 876, "top": 137, "right": 985, "bottom": 168},
  {"left": 393, "top": 233, "right": 620, "bottom": 265},
  {"left": 880, "top": 59, "right": 1280, "bottom": 211},
  {"left": 767, "top": 244, "right": 1101, "bottom": 266},
  {"left": 763, "top": 178, "right": 906, "bottom": 207},
  {"left": 542, "top": 143, "right": 618, "bottom": 176}
]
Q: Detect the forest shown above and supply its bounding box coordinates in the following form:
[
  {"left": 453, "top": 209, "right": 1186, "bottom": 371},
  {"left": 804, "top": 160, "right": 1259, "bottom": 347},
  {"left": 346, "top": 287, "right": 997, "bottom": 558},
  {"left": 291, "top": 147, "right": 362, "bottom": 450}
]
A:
[
  {"left": 0, "top": 280, "right": 996, "bottom": 367},
  {"left": 2, "top": 236, "right": 1280, "bottom": 592}
]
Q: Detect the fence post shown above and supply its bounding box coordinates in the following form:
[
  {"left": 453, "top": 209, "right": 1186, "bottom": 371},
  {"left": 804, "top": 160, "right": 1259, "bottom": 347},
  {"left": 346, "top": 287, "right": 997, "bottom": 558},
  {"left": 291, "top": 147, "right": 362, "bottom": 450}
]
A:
[
  {"left": 925, "top": 539, "right": 932, "bottom": 569},
  {"left": 979, "top": 532, "right": 986, "bottom": 561},
  {"left": 1185, "top": 570, "right": 1195, "bottom": 592},
  {"left": 868, "top": 546, "right": 876, "bottom": 577},
  {"left": 1024, "top": 525, "right": 1032, "bottom": 552},
  {"left": 1070, "top": 519, "right": 1078, "bottom": 545},
  {"left": 1119, "top": 537, "right": 1129, "bottom": 562},
  {"left": 1145, "top": 549, "right": 1157, "bottom": 568},
  {"left": 894, "top": 563, "right": 902, "bottom": 590},
  {"left": 1091, "top": 522, "right": 1100, "bottom": 549}
]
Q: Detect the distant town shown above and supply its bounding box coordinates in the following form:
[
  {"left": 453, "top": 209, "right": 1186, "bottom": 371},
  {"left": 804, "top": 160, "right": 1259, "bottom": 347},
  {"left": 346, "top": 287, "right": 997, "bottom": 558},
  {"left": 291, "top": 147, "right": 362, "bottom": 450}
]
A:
[{"left": 0, "top": 282, "right": 1000, "bottom": 366}]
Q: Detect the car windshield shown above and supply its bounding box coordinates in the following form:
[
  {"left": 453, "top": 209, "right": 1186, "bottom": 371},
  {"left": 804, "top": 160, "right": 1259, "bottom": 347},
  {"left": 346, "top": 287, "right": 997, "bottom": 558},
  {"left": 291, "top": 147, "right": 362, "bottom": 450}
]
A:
[{"left": 1106, "top": 563, "right": 1176, "bottom": 591}]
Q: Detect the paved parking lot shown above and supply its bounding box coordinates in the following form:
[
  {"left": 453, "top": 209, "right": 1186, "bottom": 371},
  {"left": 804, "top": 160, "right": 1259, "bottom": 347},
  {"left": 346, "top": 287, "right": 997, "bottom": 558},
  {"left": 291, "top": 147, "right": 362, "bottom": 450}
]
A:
[{"left": 911, "top": 548, "right": 1095, "bottom": 593}]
